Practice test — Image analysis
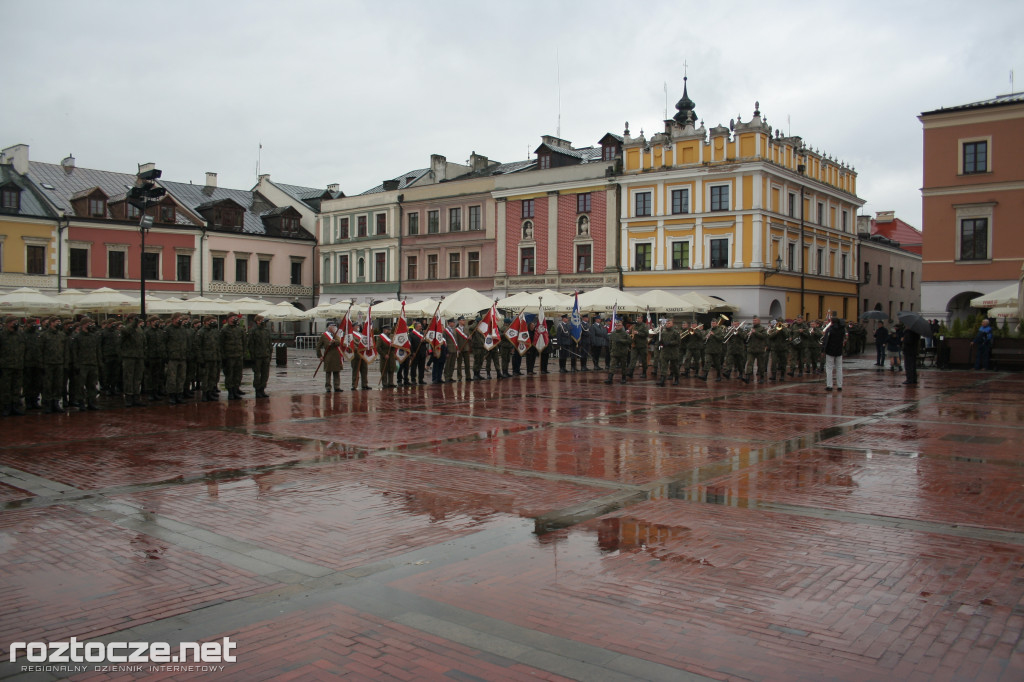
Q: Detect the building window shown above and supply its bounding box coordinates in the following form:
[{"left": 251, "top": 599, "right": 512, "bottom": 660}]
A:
[
  {"left": 710, "top": 185, "right": 729, "bottom": 212},
  {"left": 407, "top": 212, "right": 419, "bottom": 235},
  {"left": 841, "top": 254, "right": 847, "bottom": 279},
  {"left": 427, "top": 210, "right": 439, "bottom": 234},
  {"left": 863, "top": 262, "right": 870, "bottom": 282},
  {"left": 449, "top": 252, "right": 460, "bottom": 278},
  {"left": 26, "top": 245, "right": 45, "bottom": 275},
  {"left": 816, "top": 249, "right": 823, "bottom": 274},
  {"left": 963, "top": 140, "right": 987, "bottom": 174},
  {"left": 816, "top": 202, "right": 824, "bottom": 225},
  {"left": 449, "top": 207, "right": 461, "bottom": 232},
  {"left": 375, "top": 214, "right": 386, "bottom": 235},
  {"left": 407, "top": 255, "right": 417, "bottom": 280},
  {"left": 634, "top": 191, "right": 652, "bottom": 216},
  {"left": 634, "top": 243, "right": 652, "bottom": 271},
  {"left": 258, "top": 259, "right": 270, "bottom": 283},
  {"left": 911, "top": 272, "right": 915, "bottom": 289},
  {"left": 788, "top": 243, "right": 796, "bottom": 271},
  {"left": 109, "top": 250, "right": 126, "bottom": 279},
  {"left": 788, "top": 192, "right": 796, "bottom": 217},
  {"left": 211, "top": 256, "right": 224, "bottom": 281},
  {"left": 671, "top": 241, "right": 690, "bottom": 270},
  {"left": 142, "top": 252, "right": 159, "bottom": 280},
  {"left": 520, "top": 247, "right": 535, "bottom": 275},
  {"left": 959, "top": 218, "right": 988, "bottom": 260},
  {"left": 291, "top": 260, "right": 302, "bottom": 285},
  {"left": 160, "top": 204, "right": 175, "bottom": 223},
  {"left": 69, "top": 248, "right": 89, "bottom": 277},
  {"left": 235, "top": 258, "right": 248, "bottom": 283},
  {"left": 357, "top": 257, "right": 365, "bottom": 279},
  {"left": 283, "top": 216, "right": 299, "bottom": 233},
  {"left": 427, "top": 254, "right": 438, "bottom": 279},
  {"left": 709, "top": 239, "right": 729, "bottom": 268},
  {"left": 521, "top": 199, "right": 535, "bottom": 219},
  {"left": 176, "top": 254, "right": 191, "bottom": 282},
  {"left": 900, "top": 269, "right": 905, "bottom": 288},
  {"left": 89, "top": 198, "right": 105, "bottom": 217},
  {"left": 357, "top": 216, "right": 367, "bottom": 237},
  {"left": 842, "top": 210, "right": 849, "bottom": 232},
  {"left": 877, "top": 264, "right": 882, "bottom": 283},
  {"left": 522, "top": 220, "right": 534, "bottom": 240},
  {"left": 467, "top": 251, "right": 479, "bottom": 277},
  {"left": 127, "top": 204, "right": 140, "bottom": 220},
  {"left": 468, "top": 205, "right": 481, "bottom": 231},
  {"left": 889, "top": 267, "right": 894, "bottom": 286},
  {"left": 576, "top": 244, "right": 592, "bottom": 273},
  {"left": 339, "top": 217, "right": 349, "bottom": 239},
  {"left": 375, "top": 252, "right": 386, "bottom": 282},
  {"left": 603, "top": 145, "right": 616, "bottom": 161},
  {"left": 577, "top": 193, "right": 591, "bottom": 213},
  {"left": 671, "top": 188, "right": 689, "bottom": 214},
  {"left": 2, "top": 187, "right": 21, "bottom": 210},
  {"left": 538, "top": 154, "right": 551, "bottom": 170},
  {"left": 338, "top": 255, "right": 348, "bottom": 284}
]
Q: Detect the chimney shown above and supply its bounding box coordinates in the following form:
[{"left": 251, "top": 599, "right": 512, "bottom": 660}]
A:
[
  {"left": 61, "top": 154, "right": 76, "bottom": 170},
  {"left": 327, "top": 183, "right": 339, "bottom": 193},
  {"left": 205, "top": 172, "right": 217, "bottom": 188},
  {"left": 430, "top": 154, "right": 447, "bottom": 181},
  {"left": 1, "top": 144, "right": 30, "bottom": 175},
  {"left": 469, "top": 151, "right": 490, "bottom": 173},
  {"left": 875, "top": 210, "right": 895, "bottom": 223},
  {"left": 258, "top": 173, "right": 270, "bottom": 184},
  {"left": 856, "top": 215, "right": 872, "bottom": 235},
  {"left": 541, "top": 135, "right": 572, "bottom": 150},
  {"left": 382, "top": 179, "right": 400, "bottom": 191}
]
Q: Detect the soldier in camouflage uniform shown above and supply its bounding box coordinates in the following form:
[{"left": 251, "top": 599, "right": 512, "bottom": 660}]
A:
[
  {"left": 143, "top": 316, "right": 166, "bottom": 400},
  {"left": 197, "top": 316, "right": 221, "bottom": 401},
  {"left": 698, "top": 317, "right": 727, "bottom": 381},
  {"left": 628, "top": 317, "right": 650, "bottom": 379},
  {"left": 680, "top": 322, "right": 702, "bottom": 378},
  {"left": 788, "top": 315, "right": 810, "bottom": 377},
  {"left": 120, "top": 314, "right": 147, "bottom": 407},
  {"left": 808, "top": 320, "right": 824, "bottom": 374},
  {"left": 186, "top": 318, "right": 202, "bottom": 394},
  {"left": 605, "top": 318, "right": 632, "bottom": 384},
  {"left": 64, "top": 320, "right": 79, "bottom": 407},
  {"left": 71, "top": 316, "right": 103, "bottom": 411},
  {"left": 22, "top": 320, "right": 43, "bottom": 409},
  {"left": 656, "top": 319, "right": 682, "bottom": 386},
  {"left": 164, "top": 313, "right": 191, "bottom": 404},
  {"left": 743, "top": 316, "right": 769, "bottom": 384},
  {"left": 376, "top": 326, "right": 398, "bottom": 388},
  {"left": 249, "top": 315, "right": 272, "bottom": 398},
  {"left": 768, "top": 321, "right": 789, "bottom": 381},
  {"left": 100, "top": 318, "right": 122, "bottom": 396},
  {"left": 41, "top": 317, "right": 68, "bottom": 413},
  {"left": 220, "top": 313, "right": 246, "bottom": 399},
  {"left": 0, "top": 316, "right": 26, "bottom": 416},
  {"left": 723, "top": 320, "right": 746, "bottom": 379},
  {"left": 470, "top": 319, "right": 487, "bottom": 380}
]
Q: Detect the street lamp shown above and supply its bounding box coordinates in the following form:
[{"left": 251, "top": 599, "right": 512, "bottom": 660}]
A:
[
  {"left": 764, "top": 254, "right": 784, "bottom": 282},
  {"left": 127, "top": 166, "right": 166, "bottom": 317},
  {"left": 56, "top": 209, "right": 70, "bottom": 293}
]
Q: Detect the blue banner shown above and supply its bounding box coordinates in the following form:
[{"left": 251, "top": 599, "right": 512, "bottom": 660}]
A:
[{"left": 570, "top": 292, "right": 582, "bottom": 343}]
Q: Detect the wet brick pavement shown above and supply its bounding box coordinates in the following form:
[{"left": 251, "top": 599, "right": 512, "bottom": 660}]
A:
[{"left": 0, "top": 350, "right": 1022, "bottom": 681}]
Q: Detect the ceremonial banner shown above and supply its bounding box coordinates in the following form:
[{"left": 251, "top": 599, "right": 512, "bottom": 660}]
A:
[
  {"left": 339, "top": 307, "right": 356, "bottom": 362},
  {"left": 359, "top": 307, "right": 377, "bottom": 363},
  {"left": 481, "top": 303, "right": 501, "bottom": 351},
  {"left": 393, "top": 302, "right": 412, "bottom": 363},
  {"left": 535, "top": 302, "right": 550, "bottom": 353},
  {"left": 570, "top": 292, "right": 582, "bottom": 343},
  {"left": 426, "top": 312, "right": 444, "bottom": 353},
  {"left": 508, "top": 310, "right": 532, "bottom": 356},
  {"left": 608, "top": 302, "right": 618, "bottom": 332}
]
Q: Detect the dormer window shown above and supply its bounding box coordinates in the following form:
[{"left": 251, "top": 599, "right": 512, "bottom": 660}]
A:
[
  {"left": 1, "top": 185, "right": 19, "bottom": 211},
  {"left": 127, "top": 203, "right": 140, "bottom": 219},
  {"left": 215, "top": 207, "right": 241, "bottom": 228},
  {"left": 89, "top": 197, "right": 106, "bottom": 217},
  {"left": 538, "top": 153, "right": 551, "bottom": 170},
  {"left": 283, "top": 216, "right": 299, "bottom": 233},
  {"left": 160, "top": 204, "right": 175, "bottom": 223},
  {"left": 602, "top": 145, "right": 616, "bottom": 161}
]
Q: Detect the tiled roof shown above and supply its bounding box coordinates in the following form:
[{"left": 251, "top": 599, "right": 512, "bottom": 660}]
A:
[
  {"left": 28, "top": 161, "right": 137, "bottom": 219},
  {"left": 271, "top": 181, "right": 341, "bottom": 206},
  {"left": 537, "top": 143, "right": 604, "bottom": 162},
  {"left": 452, "top": 158, "right": 537, "bottom": 180},
  {"left": 162, "top": 180, "right": 314, "bottom": 240},
  {"left": 922, "top": 91, "right": 1024, "bottom": 115},
  {"left": 871, "top": 217, "right": 923, "bottom": 255},
  {"left": 360, "top": 168, "right": 430, "bottom": 195},
  {"left": 0, "top": 164, "right": 57, "bottom": 218}
]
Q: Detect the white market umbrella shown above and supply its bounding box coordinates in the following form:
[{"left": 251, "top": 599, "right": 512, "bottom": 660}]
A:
[
  {"left": 368, "top": 299, "right": 405, "bottom": 316},
  {"left": 437, "top": 287, "right": 494, "bottom": 318},
  {"left": 638, "top": 289, "right": 699, "bottom": 314},
  {"left": 987, "top": 305, "right": 1019, "bottom": 318},
  {"left": 179, "top": 296, "right": 228, "bottom": 316},
  {"left": 230, "top": 297, "right": 277, "bottom": 315},
  {"left": 73, "top": 287, "right": 139, "bottom": 314},
  {"left": 679, "top": 291, "right": 740, "bottom": 314},
  {"left": 970, "top": 283, "right": 1018, "bottom": 309},
  {"left": 576, "top": 287, "right": 647, "bottom": 314},
  {"left": 496, "top": 289, "right": 574, "bottom": 314},
  {"left": 258, "top": 301, "right": 310, "bottom": 321},
  {"left": 405, "top": 298, "right": 440, "bottom": 318},
  {"left": 0, "top": 287, "right": 71, "bottom": 316}
]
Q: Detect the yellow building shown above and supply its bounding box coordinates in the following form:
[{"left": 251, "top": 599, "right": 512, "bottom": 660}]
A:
[
  {"left": 1, "top": 146, "right": 59, "bottom": 292},
  {"left": 619, "top": 80, "right": 863, "bottom": 321}
]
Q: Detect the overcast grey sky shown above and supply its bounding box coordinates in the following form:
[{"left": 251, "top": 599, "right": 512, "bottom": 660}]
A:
[{"left": 3, "top": 0, "right": 1022, "bottom": 230}]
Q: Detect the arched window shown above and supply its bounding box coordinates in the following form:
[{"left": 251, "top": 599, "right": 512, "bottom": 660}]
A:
[
  {"left": 522, "top": 220, "right": 534, "bottom": 240},
  {"left": 357, "top": 257, "right": 365, "bottom": 279}
]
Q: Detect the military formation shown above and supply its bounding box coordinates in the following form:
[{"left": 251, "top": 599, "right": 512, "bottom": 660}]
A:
[{"left": 0, "top": 312, "right": 272, "bottom": 416}]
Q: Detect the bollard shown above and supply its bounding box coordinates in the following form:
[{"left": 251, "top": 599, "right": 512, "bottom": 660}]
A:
[{"left": 275, "top": 343, "right": 287, "bottom": 367}]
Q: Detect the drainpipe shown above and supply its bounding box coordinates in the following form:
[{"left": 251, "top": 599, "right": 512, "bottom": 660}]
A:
[
  {"left": 396, "top": 194, "right": 404, "bottom": 301},
  {"left": 56, "top": 210, "right": 69, "bottom": 293},
  {"left": 199, "top": 224, "right": 207, "bottom": 297}
]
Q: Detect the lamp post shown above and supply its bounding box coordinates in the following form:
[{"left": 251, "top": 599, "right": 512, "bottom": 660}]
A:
[
  {"left": 764, "top": 254, "right": 784, "bottom": 282},
  {"left": 797, "top": 149, "right": 807, "bottom": 319},
  {"left": 127, "top": 166, "right": 166, "bottom": 317},
  {"left": 56, "top": 210, "right": 70, "bottom": 293}
]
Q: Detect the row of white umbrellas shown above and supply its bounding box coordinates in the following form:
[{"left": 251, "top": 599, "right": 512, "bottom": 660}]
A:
[{"left": 969, "top": 282, "right": 1022, "bottom": 318}]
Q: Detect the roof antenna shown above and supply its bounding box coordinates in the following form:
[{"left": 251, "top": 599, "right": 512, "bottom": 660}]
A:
[
  {"left": 256, "top": 141, "right": 262, "bottom": 180},
  {"left": 556, "top": 48, "right": 562, "bottom": 139}
]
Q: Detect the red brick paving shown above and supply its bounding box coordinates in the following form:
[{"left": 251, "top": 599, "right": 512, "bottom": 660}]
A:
[{"left": 0, "top": 506, "right": 270, "bottom": 648}]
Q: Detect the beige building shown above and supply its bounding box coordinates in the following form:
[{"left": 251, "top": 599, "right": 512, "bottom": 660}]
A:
[{"left": 857, "top": 216, "right": 922, "bottom": 323}]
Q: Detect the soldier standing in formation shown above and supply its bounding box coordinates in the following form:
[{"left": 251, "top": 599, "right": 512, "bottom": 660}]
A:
[
  {"left": 40, "top": 317, "right": 67, "bottom": 413},
  {"left": 71, "top": 317, "right": 103, "bottom": 411},
  {"left": 722, "top": 319, "right": 746, "bottom": 379},
  {"left": 317, "top": 324, "right": 343, "bottom": 392},
  {"left": 377, "top": 326, "right": 397, "bottom": 388},
  {"left": 698, "top": 317, "right": 726, "bottom": 382},
  {"left": 744, "top": 316, "right": 769, "bottom": 384},
  {"left": 164, "top": 313, "right": 190, "bottom": 405},
  {"left": 120, "top": 314, "right": 146, "bottom": 407},
  {"left": 656, "top": 318, "right": 682, "bottom": 386},
  {"left": 197, "top": 316, "right": 221, "bottom": 402},
  {"left": 605, "top": 319, "right": 631, "bottom": 384},
  {"left": 628, "top": 317, "right": 650, "bottom": 379},
  {"left": 220, "top": 313, "right": 246, "bottom": 399},
  {"left": 249, "top": 315, "right": 272, "bottom": 397},
  {"left": 768, "top": 321, "right": 789, "bottom": 381},
  {"left": 1, "top": 316, "right": 26, "bottom": 416}
]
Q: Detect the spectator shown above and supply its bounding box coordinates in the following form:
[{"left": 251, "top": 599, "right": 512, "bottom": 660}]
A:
[
  {"left": 821, "top": 312, "right": 846, "bottom": 392},
  {"left": 887, "top": 325, "right": 903, "bottom": 372},
  {"left": 972, "top": 318, "right": 994, "bottom": 370},
  {"left": 903, "top": 328, "right": 921, "bottom": 385},
  {"left": 874, "top": 323, "right": 889, "bottom": 368}
]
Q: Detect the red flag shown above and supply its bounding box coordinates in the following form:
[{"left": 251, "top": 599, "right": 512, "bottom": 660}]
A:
[
  {"left": 426, "top": 312, "right": 444, "bottom": 353},
  {"left": 535, "top": 302, "right": 550, "bottom": 353},
  {"left": 479, "top": 303, "right": 501, "bottom": 351},
  {"left": 358, "top": 307, "right": 377, "bottom": 363},
  {"left": 608, "top": 302, "right": 618, "bottom": 333},
  {"left": 507, "top": 311, "right": 532, "bottom": 356},
  {"left": 393, "top": 302, "right": 412, "bottom": 364},
  {"left": 339, "top": 310, "right": 355, "bottom": 362}
]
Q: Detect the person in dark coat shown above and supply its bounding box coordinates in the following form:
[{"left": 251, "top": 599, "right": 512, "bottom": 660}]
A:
[
  {"left": 821, "top": 312, "right": 847, "bottom": 392},
  {"left": 874, "top": 322, "right": 889, "bottom": 367},
  {"left": 903, "top": 328, "right": 921, "bottom": 385}
]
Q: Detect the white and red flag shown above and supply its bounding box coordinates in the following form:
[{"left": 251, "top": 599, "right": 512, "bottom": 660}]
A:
[
  {"left": 358, "top": 307, "right": 377, "bottom": 363},
  {"left": 393, "top": 301, "right": 412, "bottom": 364},
  {"left": 506, "top": 310, "right": 532, "bottom": 356},
  {"left": 426, "top": 310, "right": 444, "bottom": 353},
  {"left": 339, "top": 308, "right": 356, "bottom": 362},
  {"left": 479, "top": 303, "right": 502, "bottom": 351},
  {"left": 535, "top": 301, "right": 550, "bottom": 353}
]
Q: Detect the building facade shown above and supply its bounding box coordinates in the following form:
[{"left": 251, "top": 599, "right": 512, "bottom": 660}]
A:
[
  {"left": 618, "top": 81, "right": 863, "bottom": 321},
  {"left": 0, "top": 146, "right": 61, "bottom": 292},
  {"left": 857, "top": 215, "right": 922, "bottom": 322},
  {"left": 919, "top": 92, "right": 1024, "bottom": 321}
]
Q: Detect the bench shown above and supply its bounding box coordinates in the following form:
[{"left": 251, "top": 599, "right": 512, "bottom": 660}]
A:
[{"left": 991, "top": 347, "right": 1024, "bottom": 371}]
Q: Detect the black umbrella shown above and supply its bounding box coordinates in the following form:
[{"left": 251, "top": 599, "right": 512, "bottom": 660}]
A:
[
  {"left": 860, "top": 310, "right": 888, "bottom": 321},
  {"left": 897, "top": 311, "right": 933, "bottom": 338}
]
